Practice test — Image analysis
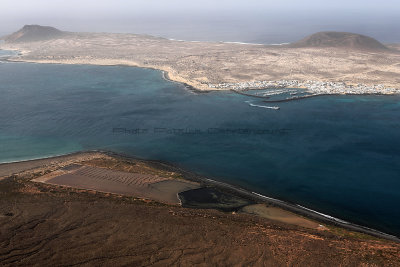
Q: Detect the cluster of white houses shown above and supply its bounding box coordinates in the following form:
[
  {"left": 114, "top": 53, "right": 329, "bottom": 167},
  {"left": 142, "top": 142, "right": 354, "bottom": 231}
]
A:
[{"left": 208, "top": 80, "right": 399, "bottom": 95}]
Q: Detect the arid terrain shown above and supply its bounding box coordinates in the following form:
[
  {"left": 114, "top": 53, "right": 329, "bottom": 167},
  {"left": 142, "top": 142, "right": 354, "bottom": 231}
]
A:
[
  {"left": 1, "top": 25, "right": 400, "bottom": 91},
  {"left": 1, "top": 26, "right": 400, "bottom": 266},
  {"left": 1, "top": 152, "right": 400, "bottom": 266}
]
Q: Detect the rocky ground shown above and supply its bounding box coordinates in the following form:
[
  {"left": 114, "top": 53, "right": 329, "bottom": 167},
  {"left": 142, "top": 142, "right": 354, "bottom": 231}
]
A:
[{"left": 1, "top": 154, "right": 400, "bottom": 266}]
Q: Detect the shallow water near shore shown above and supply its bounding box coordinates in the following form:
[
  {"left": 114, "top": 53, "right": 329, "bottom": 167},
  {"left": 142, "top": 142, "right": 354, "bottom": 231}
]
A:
[{"left": 1, "top": 61, "right": 400, "bottom": 236}]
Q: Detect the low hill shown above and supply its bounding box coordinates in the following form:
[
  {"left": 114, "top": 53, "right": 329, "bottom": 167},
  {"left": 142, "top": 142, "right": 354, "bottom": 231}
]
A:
[
  {"left": 3, "top": 25, "right": 65, "bottom": 43},
  {"left": 289, "top": 31, "right": 388, "bottom": 51}
]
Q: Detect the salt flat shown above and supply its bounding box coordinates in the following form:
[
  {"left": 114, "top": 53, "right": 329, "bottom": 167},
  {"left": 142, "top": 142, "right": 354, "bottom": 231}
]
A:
[{"left": 33, "top": 160, "right": 199, "bottom": 204}]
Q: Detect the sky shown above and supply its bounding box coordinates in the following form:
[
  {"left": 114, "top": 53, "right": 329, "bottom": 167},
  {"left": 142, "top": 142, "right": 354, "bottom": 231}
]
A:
[{"left": 1, "top": 0, "right": 400, "bottom": 43}]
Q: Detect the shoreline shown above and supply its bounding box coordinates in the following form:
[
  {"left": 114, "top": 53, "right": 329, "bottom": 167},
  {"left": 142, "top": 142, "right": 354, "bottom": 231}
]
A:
[
  {"left": 262, "top": 92, "right": 396, "bottom": 103},
  {"left": 0, "top": 48, "right": 215, "bottom": 91},
  {"left": 1, "top": 54, "right": 216, "bottom": 92},
  {"left": 1, "top": 51, "right": 399, "bottom": 241},
  {"left": 0, "top": 150, "right": 83, "bottom": 165},
  {"left": 2, "top": 48, "right": 400, "bottom": 96},
  {"left": 161, "top": 70, "right": 210, "bottom": 94},
  {"left": 7, "top": 57, "right": 400, "bottom": 99},
  {"left": 1, "top": 149, "right": 399, "bottom": 242}
]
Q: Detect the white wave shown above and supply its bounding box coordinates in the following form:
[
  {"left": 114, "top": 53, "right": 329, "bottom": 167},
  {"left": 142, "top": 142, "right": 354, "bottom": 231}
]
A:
[
  {"left": 296, "top": 205, "right": 349, "bottom": 224},
  {"left": 245, "top": 101, "right": 280, "bottom": 110},
  {"left": 168, "top": 38, "right": 186, "bottom": 42},
  {"left": 269, "top": 42, "right": 290, "bottom": 46},
  {"left": 221, "top": 41, "right": 264, "bottom": 46},
  {"left": 167, "top": 38, "right": 264, "bottom": 45},
  {"left": 168, "top": 38, "right": 201, "bottom": 43},
  {"left": 252, "top": 192, "right": 285, "bottom": 203},
  {"left": 0, "top": 151, "right": 80, "bottom": 164}
]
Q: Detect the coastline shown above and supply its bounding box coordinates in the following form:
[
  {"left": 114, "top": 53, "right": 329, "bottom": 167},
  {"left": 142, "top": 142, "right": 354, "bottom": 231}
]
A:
[
  {"left": 0, "top": 150, "right": 82, "bottom": 165},
  {"left": 1, "top": 48, "right": 399, "bottom": 95},
  {"left": 1, "top": 50, "right": 399, "bottom": 241},
  {"left": 1, "top": 149, "right": 399, "bottom": 242},
  {"left": 261, "top": 93, "right": 394, "bottom": 103},
  {"left": 6, "top": 56, "right": 399, "bottom": 99},
  {"left": 3, "top": 155, "right": 399, "bottom": 266},
  {"left": 2, "top": 29, "right": 400, "bottom": 265},
  {"left": 161, "top": 70, "right": 210, "bottom": 94},
  {"left": 0, "top": 52, "right": 215, "bottom": 91}
]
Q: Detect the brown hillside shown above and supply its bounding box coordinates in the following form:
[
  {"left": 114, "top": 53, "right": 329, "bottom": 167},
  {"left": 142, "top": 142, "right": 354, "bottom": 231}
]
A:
[
  {"left": 290, "top": 31, "right": 388, "bottom": 51},
  {"left": 4, "top": 25, "right": 65, "bottom": 43}
]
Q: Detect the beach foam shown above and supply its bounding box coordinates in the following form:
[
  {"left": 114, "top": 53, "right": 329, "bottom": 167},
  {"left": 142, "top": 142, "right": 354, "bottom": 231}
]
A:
[{"left": 245, "top": 101, "right": 280, "bottom": 110}]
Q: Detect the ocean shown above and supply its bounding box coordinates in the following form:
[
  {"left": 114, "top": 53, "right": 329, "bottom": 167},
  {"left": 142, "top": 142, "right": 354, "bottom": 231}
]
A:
[{"left": 1, "top": 61, "right": 400, "bottom": 237}]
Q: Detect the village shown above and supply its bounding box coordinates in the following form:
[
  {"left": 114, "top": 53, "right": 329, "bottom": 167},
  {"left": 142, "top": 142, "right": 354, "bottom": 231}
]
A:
[{"left": 208, "top": 80, "right": 400, "bottom": 95}]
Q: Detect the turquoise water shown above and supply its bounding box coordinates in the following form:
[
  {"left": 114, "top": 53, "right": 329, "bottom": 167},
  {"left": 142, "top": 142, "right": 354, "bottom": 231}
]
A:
[{"left": 1, "top": 62, "right": 400, "bottom": 236}]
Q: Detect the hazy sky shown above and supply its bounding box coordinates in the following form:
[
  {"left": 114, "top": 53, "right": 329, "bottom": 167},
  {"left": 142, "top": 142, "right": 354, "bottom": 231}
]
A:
[{"left": 1, "top": 0, "right": 399, "bottom": 43}]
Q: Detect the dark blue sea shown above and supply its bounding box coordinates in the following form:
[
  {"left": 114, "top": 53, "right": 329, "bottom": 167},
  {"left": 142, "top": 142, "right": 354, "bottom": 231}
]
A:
[{"left": 1, "top": 61, "right": 400, "bottom": 237}]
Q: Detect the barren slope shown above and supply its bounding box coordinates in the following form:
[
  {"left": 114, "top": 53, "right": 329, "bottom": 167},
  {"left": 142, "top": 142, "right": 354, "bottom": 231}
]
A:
[
  {"left": 3, "top": 25, "right": 65, "bottom": 43},
  {"left": 1, "top": 176, "right": 400, "bottom": 266},
  {"left": 289, "top": 31, "right": 389, "bottom": 51}
]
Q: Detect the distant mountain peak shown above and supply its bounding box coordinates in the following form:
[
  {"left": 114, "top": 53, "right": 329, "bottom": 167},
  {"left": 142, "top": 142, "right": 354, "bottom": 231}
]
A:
[
  {"left": 290, "top": 32, "right": 388, "bottom": 51},
  {"left": 4, "top": 25, "right": 65, "bottom": 43}
]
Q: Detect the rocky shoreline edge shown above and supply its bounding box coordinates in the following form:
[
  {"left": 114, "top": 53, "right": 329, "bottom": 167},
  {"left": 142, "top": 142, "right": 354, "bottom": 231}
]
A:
[{"left": 1, "top": 149, "right": 398, "bottom": 243}]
